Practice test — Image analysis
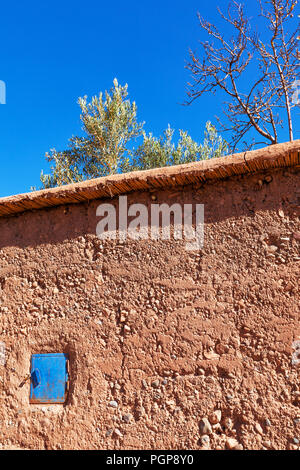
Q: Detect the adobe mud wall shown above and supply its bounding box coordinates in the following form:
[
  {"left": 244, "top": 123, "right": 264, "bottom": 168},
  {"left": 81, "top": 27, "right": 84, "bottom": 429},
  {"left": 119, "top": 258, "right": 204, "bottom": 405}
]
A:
[{"left": 0, "top": 166, "right": 299, "bottom": 450}]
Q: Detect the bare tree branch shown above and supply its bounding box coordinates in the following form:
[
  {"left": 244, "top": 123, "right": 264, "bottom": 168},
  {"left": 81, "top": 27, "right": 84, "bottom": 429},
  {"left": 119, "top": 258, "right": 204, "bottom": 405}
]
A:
[{"left": 185, "top": 0, "right": 299, "bottom": 151}]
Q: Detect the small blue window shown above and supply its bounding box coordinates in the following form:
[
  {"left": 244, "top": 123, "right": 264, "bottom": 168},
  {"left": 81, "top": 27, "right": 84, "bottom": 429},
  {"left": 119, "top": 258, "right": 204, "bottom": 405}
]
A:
[{"left": 30, "top": 353, "right": 69, "bottom": 404}]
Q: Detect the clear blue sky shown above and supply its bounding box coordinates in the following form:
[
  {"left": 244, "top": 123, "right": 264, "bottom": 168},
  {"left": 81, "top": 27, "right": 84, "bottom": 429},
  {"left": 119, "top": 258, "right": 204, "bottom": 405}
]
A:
[{"left": 0, "top": 0, "right": 298, "bottom": 197}]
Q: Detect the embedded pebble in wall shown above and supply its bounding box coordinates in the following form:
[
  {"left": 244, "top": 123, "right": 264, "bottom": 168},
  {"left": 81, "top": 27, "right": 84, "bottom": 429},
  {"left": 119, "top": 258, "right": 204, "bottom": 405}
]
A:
[
  {"left": 113, "top": 429, "right": 123, "bottom": 438},
  {"left": 151, "top": 380, "right": 160, "bottom": 388},
  {"left": 123, "top": 414, "right": 133, "bottom": 423},
  {"left": 108, "top": 401, "right": 118, "bottom": 408},
  {"left": 200, "top": 435, "right": 210, "bottom": 447},
  {"left": 226, "top": 438, "right": 242, "bottom": 450},
  {"left": 209, "top": 410, "right": 222, "bottom": 425},
  {"left": 255, "top": 423, "right": 264, "bottom": 435},
  {"left": 199, "top": 418, "right": 212, "bottom": 435}
]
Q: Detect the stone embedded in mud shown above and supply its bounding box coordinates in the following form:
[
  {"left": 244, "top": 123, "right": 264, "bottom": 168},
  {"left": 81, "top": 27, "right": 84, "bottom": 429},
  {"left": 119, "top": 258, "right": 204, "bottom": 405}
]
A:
[
  {"left": 223, "top": 417, "right": 234, "bottom": 430},
  {"left": 123, "top": 414, "right": 133, "bottom": 423},
  {"left": 142, "top": 380, "right": 148, "bottom": 389},
  {"left": 209, "top": 410, "right": 222, "bottom": 424},
  {"left": 266, "top": 245, "right": 278, "bottom": 253},
  {"left": 215, "top": 343, "right": 229, "bottom": 355},
  {"left": 108, "top": 400, "right": 118, "bottom": 408},
  {"left": 199, "top": 418, "right": 212, "bottom": 435},
  {"left": 200, "top": 435, "right": 210, "bottom": 447},
  {"left": 204, "top": 351, "right": 219, "bottom": 360},
  {"left": 226, "top": 437, "right": 241, "bottom": 450},
  {"left": 288, "top": 442, "right": 298, "bottom": 450},
  {"left": 151, "top": 380, "right": 160, "bottom": 388},
  {"left": 255, "top": 423, "right": 263, "bottom": 435},
  {"left": 119, "top": 311, "right": 127, "bottom": 322},
  {"left": 113, "top": 428, "right": 123, "bottom": 438}
]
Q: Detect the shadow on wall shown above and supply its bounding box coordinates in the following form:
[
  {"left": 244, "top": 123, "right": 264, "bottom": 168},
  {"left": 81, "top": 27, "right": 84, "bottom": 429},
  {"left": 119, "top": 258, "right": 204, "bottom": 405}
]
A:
[{"left": 0, "top": 168, "right": 299, "bottom": 251}]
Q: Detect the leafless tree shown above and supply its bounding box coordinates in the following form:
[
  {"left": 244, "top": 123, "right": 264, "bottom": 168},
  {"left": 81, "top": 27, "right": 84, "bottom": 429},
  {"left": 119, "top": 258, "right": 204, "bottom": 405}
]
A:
[{"left": 186, "top": 0, "right": 299, "bottom": 151}]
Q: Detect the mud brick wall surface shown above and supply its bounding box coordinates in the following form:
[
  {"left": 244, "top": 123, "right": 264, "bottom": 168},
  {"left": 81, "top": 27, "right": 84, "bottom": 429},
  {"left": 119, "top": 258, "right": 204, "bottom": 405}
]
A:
[{"left": 0, "top": 166, "right": 299, "bottom": 450}]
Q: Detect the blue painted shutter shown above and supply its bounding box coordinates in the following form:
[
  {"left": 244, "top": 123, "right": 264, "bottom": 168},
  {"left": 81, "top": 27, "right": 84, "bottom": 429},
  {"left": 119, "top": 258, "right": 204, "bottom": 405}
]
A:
[{"left": 30, "top": 353, "right": 69, "bottom": 404}]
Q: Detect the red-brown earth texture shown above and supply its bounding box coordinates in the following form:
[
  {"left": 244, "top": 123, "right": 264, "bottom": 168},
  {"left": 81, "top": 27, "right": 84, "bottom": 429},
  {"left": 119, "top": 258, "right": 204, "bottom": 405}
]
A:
[{"left": 0, "top": 164, "right": 299, "bottom": 450}]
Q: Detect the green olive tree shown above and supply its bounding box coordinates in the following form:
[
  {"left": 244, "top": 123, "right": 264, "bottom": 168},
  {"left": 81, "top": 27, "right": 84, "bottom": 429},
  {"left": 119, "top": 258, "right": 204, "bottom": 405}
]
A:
[{"left": 39, "top": 79, "right": 227, "bottom": 189}]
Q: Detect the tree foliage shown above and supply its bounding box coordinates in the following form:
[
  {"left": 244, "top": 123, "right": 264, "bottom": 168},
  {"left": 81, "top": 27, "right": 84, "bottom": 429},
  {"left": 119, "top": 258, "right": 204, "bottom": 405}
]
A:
[
  {"left": 39, "top": 79, "right": 227, "bottom": 189},
  {"left": 40, "top": 79, "right": 144, "bottom": 188},
  {"left": 130, "top": 122, "right": 228, "bottom": 172}
]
